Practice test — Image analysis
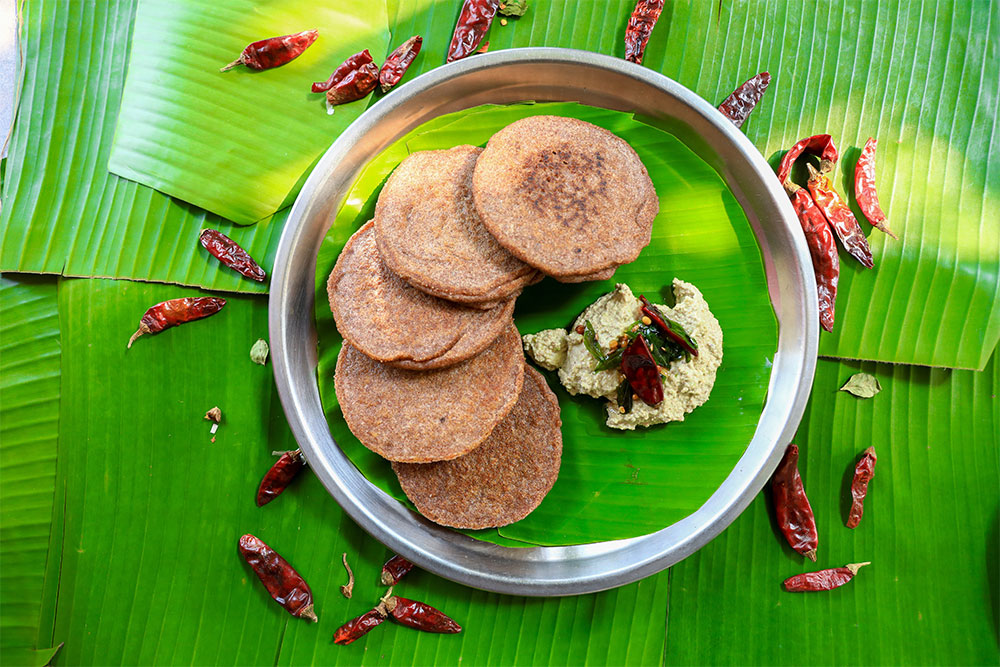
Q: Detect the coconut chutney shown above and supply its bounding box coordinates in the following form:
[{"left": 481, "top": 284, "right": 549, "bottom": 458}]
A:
[{"left": 523, "top": 280, "right": 723, "bottom": 430}]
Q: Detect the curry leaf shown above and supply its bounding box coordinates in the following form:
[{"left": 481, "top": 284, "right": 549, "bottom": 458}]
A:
[{"left": 582, "top": 320, "right": 604, "bottom": 362}]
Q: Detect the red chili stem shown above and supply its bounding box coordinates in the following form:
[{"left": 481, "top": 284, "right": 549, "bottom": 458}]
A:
[
  {"left": 777, "top": 134, "right": 838, "bottom": 185},
  {"left": 620, "top": 334, "right": 664, "bottom": 407},
  {"left": 771, "top": 444, "right": 819, "bottom": 561},
  {"left": 379, "top": 35, "right": 422, "bottom": 93},
  {"left": 199, "top": 229, "right": 266, "bottom": 282},
  {"left": 127, "top": 297, "right": 226, "bottom": 348},
  {"left": 784, "top": 562, "right": 870, "bottom": 592},
  {"left": 380, "top": 555, "right": 415, "bottom": 586},
  {"left": 847, "top": 446, "right": 877, "bottom": 529},
  {"left": 786, "top": 183, "right": 839, "bottom": 332},
  {"left": 334, "top": 608, "right": 386, "bottom": 645},
  {"left": 624, "top": 0, "right": 665, "bottom": 65},
  {"left": 312, "top": 50, "right": 374, "bottom": 93},
  {"left": 256, "top": 449, "right": 305, "bottom": 507},
  {"left": 807, "top": 162, "right": 874, "bottom": 269},
  {"left": 238, "top": 534, "right": 317, "bottom": 621},
  {"left": 385, "top": 595, "right": 462, "bottom": 634},
  {"left": 340, "top": 553, "right": 355, "bottom": 599},
  {"left": 854, "top": 138, "right": 897, "bottom": 239},
  {"left": 220, "top": 30, "right": 318, "bottom": 72},
  {"left": 447, "top": 0, "right": 499, "bottom": 62},
  {"left": 717, "top": 72, "right": 771, "bottom": 128}
]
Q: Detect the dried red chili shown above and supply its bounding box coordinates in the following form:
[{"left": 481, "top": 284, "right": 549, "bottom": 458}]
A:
[
  {"left": 238, "top": 534, "right": 317, "bottom": 621},
  {"left": 327, "top": 64, "right": 379, "bottom": 107},
  {"left": 846, "top": 446, "right": 877, "bottom": 529},
  {"left": 785, "top": 182, "right": 839, "bottom": 332},
  {"left": 447, "top": 0, "right": 499, "bottom": 63},
  {"left": 199, "top": 229, "right": 266, "bottom": 282},
  {"left": 777, "top": 134, "right": 838, "bottom": 186},
  {"left": 624, "top": 0, "right": 665, "bottom": 65},
  {"left": 312, "top": 50, "right": 380, "bottom": 108},
  {"left": 312, "top": 50, "right": 374, "bottom": 93},
  {"left": 127, "top": 297, "right": 226, "bottom": 348},
  {"left": 621, "top": 335, "right": 663, "bottom": 406},
  {"left": 220, "top": 30, "right": 318, "bottom": 72},
  {"left": 784, "top": 562, "right": 870, "bottom": 592},
  {"left": 807, "top": 162, "right": 874, "bottom": 269},
  {"left": 717, "top": 72, "right": 771, "bottom": 129},
  {"left": 333, "top": 588, "right": 460, "bottom": 645},
  {"left": 638, "top": 295, "right": 698, "bottom": 357},
  {"left": 771, "top": 444, "right": 818, "bottom": 561},
  {"left": 855, "top": 138, "right": 897, "bottom": 239},
  {"left": 334, "top": 609, "right": 386, "bottom": 645},
  {"left": 384, "top": 594, "right": 462, "bottom": 634},
  {"left": 381, "top": 555, "right": 414, "bottom": 586},
  {"left": 379, "top": 36, "right": 422, "bottom": 93},
  {"left": 256, "top": 449, "right": 304, "bottom": 507}
]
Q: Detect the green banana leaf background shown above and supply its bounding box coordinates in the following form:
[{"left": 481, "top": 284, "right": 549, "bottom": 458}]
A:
[
  {"left": 108, "top": 0, "right": 391, "bottom": 224},
  {"left": 313, "top": 101, "right": 777, "bottom": 546},
  {"left": 0, "top": 278, "right": 61, "bottom": 667},
  {"left": 1, "top": 0, "right": 997, "bottom": 665}
]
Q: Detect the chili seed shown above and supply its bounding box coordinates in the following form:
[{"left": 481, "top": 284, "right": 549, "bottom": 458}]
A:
[
  {"left": 641, "top": 316, "right": 652, "bottom": 325},
  {"left": 500, "top": 18, "right": 508, "bottom": 25}
]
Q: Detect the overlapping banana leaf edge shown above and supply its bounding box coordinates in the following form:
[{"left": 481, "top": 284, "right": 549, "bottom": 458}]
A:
[
  {"left": 0, "top": 0, "right": 1000, "bottom": 369},
  {"left": 1, "top": 0, "right": 996, "bottom": 367}
]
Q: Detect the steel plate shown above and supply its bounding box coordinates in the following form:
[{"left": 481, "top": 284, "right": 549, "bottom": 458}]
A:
[{"left": 269, "top": 48, "right": 817, "bottom": 596}]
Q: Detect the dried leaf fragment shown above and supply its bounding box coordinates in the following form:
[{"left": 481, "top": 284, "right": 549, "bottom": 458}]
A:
[
  {"left": 499, "top": 0, "right": 527, "bottom": 16},
  {"left": 204, "top": 406, "right": 222, "bottom": 422},
  {"left": 250, "top": 338, "right": 269, "bottom": 365},
  {"left": 839, "top": 373, "right": 881, "bottom": 398}
]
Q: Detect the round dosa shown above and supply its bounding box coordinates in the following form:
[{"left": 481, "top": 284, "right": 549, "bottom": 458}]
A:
[
  {"left": 327, "top": 221, "right": 514, "bottom": 370},
  {"left": 375, "top": 145, "right": 536, "bottom": 305},
  {"left": 334, "top": 324, "right": 525, "bottom": 463},
  {"left": 472, "top": 115, "right": 659, "bottom": 279},
  {"left": 392, "top": 365, "right": 562, "bottom": 529}
]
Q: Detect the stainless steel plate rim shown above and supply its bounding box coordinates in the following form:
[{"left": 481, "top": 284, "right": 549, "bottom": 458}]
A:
[{"left": 269, "top": 47, "right": 818, "bottom": 597}]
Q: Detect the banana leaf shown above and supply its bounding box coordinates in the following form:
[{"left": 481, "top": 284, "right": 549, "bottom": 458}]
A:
[
  {"left": 4, "top": 0, "right": 995, "bottom": 368},
  {"left": 0, "top": 277, "right": 62, "bottom": 667},
  {"left": 384, "top": 0, "right": 999, "bottom": 370},
  {"left": 0, "top": 0, "right": 287, "bottom": 294},
  {"left": 107, "top": 0, "right": 390, "bottom": 224},
  {"left": 35, "top": 277, "right": 668, "bottom": 665},
  {"left": 314, "top": 102, "right": 777, "bottom": 546},
  {"left": 665, "top": 352, "right": 1000, "bottom": 665}
]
